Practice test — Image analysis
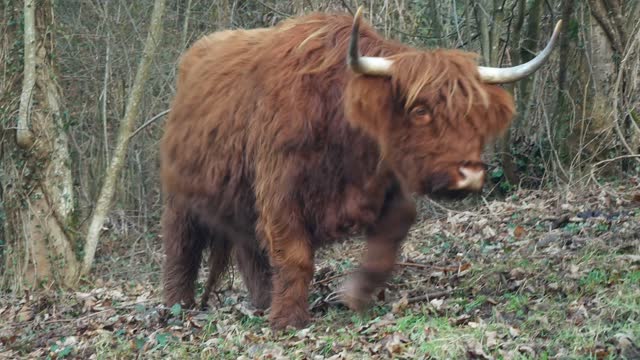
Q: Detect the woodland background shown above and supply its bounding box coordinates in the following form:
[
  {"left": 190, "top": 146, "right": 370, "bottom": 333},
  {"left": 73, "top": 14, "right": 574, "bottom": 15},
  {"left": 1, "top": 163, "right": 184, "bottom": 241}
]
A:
[
  {"left": 1, "top": 0, "right": 639, "bottom": 290},
  {"left": 0, "top": 0, "right": 639, "bottom": 358}
]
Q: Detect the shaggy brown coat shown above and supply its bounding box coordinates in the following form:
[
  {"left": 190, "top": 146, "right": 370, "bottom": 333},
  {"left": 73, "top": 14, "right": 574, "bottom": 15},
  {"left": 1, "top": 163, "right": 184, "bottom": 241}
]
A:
[{"left": 160, "top": 12, "right": 514, "bottom": 329}]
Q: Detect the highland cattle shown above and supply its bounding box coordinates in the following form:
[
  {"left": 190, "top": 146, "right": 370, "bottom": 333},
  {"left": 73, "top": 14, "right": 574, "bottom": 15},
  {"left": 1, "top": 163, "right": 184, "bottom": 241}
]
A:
[{"left": 160, "top": 8, "right": 561, "bottom": 329}]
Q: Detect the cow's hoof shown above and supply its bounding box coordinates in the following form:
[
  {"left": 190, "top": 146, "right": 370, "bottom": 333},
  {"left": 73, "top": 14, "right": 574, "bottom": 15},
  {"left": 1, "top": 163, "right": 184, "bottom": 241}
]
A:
[
  {"left": 250, "top": 293, "right": 272, "bottom": 311},
  {"left": 338, "top": 277, "right": 372, "bottom": 312},
  {"left": 270, "top": 309, "right": 310, "bottom": 330}
]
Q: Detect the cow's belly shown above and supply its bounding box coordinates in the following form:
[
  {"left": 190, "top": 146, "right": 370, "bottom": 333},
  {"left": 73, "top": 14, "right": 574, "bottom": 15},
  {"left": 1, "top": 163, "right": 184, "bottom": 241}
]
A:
[
  {"left": 311, "top": 184, "right": 382, "bottom": 244},
  {"left": 179, "top": 185, "right": 260, "bottom": 245}
]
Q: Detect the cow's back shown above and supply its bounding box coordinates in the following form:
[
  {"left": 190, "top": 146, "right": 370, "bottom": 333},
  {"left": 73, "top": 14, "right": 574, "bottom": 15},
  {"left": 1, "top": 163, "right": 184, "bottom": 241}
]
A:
[
  {"left": 161, "top": 14, "right": 351, "bottom": 199},
  {"left": 160, "top": 26, "right": 272, "bottom": 200},
  {"left": 160, "top": 13, "right": 389, "bottom": 238}
]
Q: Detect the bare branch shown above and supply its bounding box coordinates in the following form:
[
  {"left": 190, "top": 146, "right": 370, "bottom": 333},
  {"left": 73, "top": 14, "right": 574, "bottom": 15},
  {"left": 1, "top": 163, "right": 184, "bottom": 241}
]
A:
[
  {"left": 82, "top": 0, "right": 167, "bottom": 276},
  {"left": 129, "top": 109, "right": 170, "bottom": 140}
]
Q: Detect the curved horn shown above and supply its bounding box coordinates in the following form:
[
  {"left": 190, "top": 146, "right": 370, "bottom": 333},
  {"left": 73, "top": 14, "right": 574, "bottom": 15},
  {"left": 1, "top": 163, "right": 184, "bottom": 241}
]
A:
[
  {"left": 347, "top": 6, "right": 393, "bottom": 76},
  {"left": 478, "top": 20, "right": 563, "bottom": 84}
]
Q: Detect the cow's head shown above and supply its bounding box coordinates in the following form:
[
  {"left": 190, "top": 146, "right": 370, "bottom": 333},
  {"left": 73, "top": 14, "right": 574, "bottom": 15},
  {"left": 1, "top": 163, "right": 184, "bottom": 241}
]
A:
[{"left": 345, "top": 7, "right": 561, "bottom": 198}]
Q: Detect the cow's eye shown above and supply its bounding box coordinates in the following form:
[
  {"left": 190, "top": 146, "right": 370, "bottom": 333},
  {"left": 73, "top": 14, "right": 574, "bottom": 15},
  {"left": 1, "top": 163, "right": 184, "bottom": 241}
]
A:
[{"left": 410, "top": 106, "right": 432, "bottom": 125}]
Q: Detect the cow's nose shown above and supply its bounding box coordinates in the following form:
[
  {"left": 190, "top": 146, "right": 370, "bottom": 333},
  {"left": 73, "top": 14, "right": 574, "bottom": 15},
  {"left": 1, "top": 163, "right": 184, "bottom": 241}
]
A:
[{"left": 454, "top": 166, "right": 485, "bottom": 191}]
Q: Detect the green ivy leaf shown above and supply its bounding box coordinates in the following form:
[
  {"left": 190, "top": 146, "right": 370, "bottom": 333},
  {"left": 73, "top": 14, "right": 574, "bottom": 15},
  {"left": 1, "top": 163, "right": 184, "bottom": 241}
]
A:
[
  {"left": 491, "top": 167, "right": 504, "bottom": 179},
  {"left": 156, "top": 332, "right": 169, "bottom": 347},
  {"left": 170, "top": 303, "right": 182, "bottom": 317}
]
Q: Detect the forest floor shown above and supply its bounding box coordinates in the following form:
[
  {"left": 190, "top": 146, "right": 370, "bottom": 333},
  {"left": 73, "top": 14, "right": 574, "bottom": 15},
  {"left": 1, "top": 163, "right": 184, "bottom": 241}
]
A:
[{"left": 1, "top": 180, "right": 639, "bottom": 359}]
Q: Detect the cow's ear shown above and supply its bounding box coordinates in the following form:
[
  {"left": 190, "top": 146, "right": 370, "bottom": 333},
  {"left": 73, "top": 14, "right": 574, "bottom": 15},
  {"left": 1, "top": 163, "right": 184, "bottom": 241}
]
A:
[
  {"left": 483, "top": 85, "right": 515, "bottom": 138},
  {"left": 344, "top": 76, "right": 393, "bottom": 139}
]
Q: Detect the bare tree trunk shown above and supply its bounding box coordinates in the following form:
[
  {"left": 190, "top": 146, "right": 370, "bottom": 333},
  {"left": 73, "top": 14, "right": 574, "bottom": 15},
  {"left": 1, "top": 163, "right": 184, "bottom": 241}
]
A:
[
  {"left": 557, "top": 0, "right": 575, "bottom": 93},
  {"left": 488, "top": 0, "right": 503, "bottom": 65},
  {"left": 588, "top": 0, "right": 624, "bottom": 55},
  {"left": 550, "top": 0, "right": 576, "bottom": 167},
  {"left": 499, "top": 0, "right": 526, "bottom": 185},
  {"left": 474, "top": 0, "right": 506, "bottom": 171},
  {"left": 519, "top": 0, "right": 543, "bottom": 107},
  {"left": 0, "top": 0, "right": 16, "bottom": 285},
  {"left": 428, "top": 0, "right": 443, "bottom": 47},
  {"left": 588, "top": 0, "right": 639, "bottom": 169},
  {"left": 4, "top": 0, "right": 79, "bottom": 288},
  {"left": 474, "top": 0, "right": 491, "bottom": 65},
  {"left": 464, "top": 0, "right": 474, "bottom": 48},
  {"left": 82, "top": 0, "right": 166, "bottom": 276},
  {"left": 550, "top": 1, "right": 638, "bottom": 174}
]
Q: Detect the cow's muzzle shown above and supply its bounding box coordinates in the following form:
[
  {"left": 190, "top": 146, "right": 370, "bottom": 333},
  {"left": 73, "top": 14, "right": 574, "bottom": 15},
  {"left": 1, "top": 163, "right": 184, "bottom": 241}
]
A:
[{"left": 452, "top": 166, "right": 485, "bottom": 191}]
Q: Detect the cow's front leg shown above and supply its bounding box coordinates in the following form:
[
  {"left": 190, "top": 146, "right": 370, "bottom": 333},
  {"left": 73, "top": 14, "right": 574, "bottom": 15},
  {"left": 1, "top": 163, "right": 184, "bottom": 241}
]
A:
[
  {"left": 262, "top": 218, "right": 314, "bottom": 330},
  {"left": 341, "top": 189, "right": 416, "bottom": 311}
]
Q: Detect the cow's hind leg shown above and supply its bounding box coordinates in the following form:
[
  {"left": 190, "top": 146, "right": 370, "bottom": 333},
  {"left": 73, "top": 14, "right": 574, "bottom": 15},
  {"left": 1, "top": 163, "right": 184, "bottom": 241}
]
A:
[
  {"left": 199, "top": 232, "right": 232, "bottom": 309},
  {"left": 340, "top": 187, "right": 416, "bottom": 311},
  {"left": 162, "top": 199, "right": 207, "bottom": 308},
  {"left": 234, "top": 241, "right": 273, "bottom": 309}
]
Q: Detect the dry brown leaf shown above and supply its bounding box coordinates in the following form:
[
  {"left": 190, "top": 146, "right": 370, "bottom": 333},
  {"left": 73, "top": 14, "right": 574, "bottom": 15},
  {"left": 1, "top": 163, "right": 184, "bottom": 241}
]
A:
[
  {"left": 592, "top": 346, "right": 610, "bottom": 360},
  {"left": 486, "top": 331, "right": 498, "bottom": 349},
  {"left": 517, "top": 345, "right": 535, "bottom": 357},
  {"left": 482, "top": 226, "right": 497, "bottom": 238},
  {"left": 508, "top": 326, "right": 520, "bottom": 338},
  {"left": 465, "top": 340, "right": 493, "bottom": 359},
  {"left": 391, "top": 295, "right": 409, "bottom": 314},
  {"left": 509, "top": 267, "right": 526, "bottom": 280},
  {"left": 569, "top": 264, "right": 581, "bottom": 279},
  {"left": 16, "top": 305, "right": 33, "bottom": 322},
  {"left": 430, "top": 298, "right": 444, "bottom": 311},
  {"left": 382, "top": 333, "right": 408, "bottom": 356},
  {"left": 611, "top": 333, "right": 640, "bottom": 359},
  {"left": 457, "top": 262, "right": 472, "bottom": 273},
  {"left": 451, "top": 314, "right": 471, "bottom": 326},
  {"left": 424, "top": 326, "right": 438, "bottom": 340}
]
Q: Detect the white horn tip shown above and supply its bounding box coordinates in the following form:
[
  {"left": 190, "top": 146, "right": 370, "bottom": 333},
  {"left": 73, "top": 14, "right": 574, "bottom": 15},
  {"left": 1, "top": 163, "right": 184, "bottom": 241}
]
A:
[
  {"left": 354, "top": 5, "right": 364, "bottom": 21},
  {"left": 478, "top": 19, "right": 563, "bottom": 84},
  {"left": 554, "top": 20, "right": 563, "bottom": 34}
]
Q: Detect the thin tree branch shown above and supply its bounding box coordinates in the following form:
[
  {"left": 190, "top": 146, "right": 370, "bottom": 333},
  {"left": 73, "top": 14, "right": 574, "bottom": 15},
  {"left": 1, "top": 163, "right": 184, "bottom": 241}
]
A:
[{"left": 129, "top": 109, "right": 170, "bottom": 139}]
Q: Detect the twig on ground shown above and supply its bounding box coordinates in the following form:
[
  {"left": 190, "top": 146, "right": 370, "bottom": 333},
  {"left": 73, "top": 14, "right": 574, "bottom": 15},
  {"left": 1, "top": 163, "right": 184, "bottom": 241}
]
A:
[
  {"left": 396, "top": 261, "right": 430, "bottom": 269},
  {"left": 313, "top": 271, "right": 353, "bottom": 286},
  {"left": 314, "top": 261, "right": 472, "bottom": 287},
  {"left": 426, "top": 198, "right": 467, "bottom": 214},
  {"left": 397, "top": 261, "right": 472, "bottom": 274},
  {"left": 406, "top": 289, "right": 455, "bottom": 304}
]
